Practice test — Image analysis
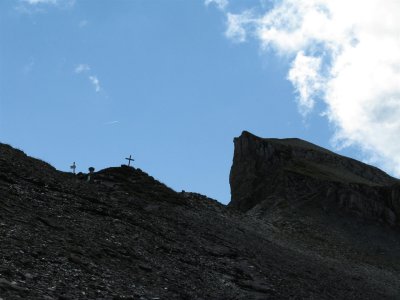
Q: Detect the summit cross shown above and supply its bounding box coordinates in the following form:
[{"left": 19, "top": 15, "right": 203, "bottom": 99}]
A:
[
  {"left": 70, "top": 162, "right": 76, "bottom": 174},
  {"left": 125, "top": 155, "right": 134, "bottom": 167}
]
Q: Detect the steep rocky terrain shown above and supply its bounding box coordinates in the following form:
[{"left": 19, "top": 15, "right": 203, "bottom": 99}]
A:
[
  {"left": 230, "top": 131, "right": 400, "bottom": 225},
  {"left": 1, "top": 138, "right": 400, "bottom": 299},
  {"left": 229, "top": 131, "right": 400, "bottom": 298}
]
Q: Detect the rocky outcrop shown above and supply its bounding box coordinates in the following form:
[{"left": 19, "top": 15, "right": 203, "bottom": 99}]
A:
[{"left": 229, "top": 131, "right": 400, "bottom": 226}]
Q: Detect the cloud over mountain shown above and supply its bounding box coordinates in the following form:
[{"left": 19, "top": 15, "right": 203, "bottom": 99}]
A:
[{"left": 223, "top": 0, "right": 400, "bottom": 175}]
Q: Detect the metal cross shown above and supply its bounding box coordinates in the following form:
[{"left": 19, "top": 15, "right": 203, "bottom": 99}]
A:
[
  {"left": 125, "top": 155, "right": 134, "bottom": 167},
  {"left": 70, "top": 162, "right": 76, "bottom": 174}
]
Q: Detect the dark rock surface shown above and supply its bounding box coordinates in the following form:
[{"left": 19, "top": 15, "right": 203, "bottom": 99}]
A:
[
  {"left": 0, "top": 139, "right": 400, "bottom": 299},
  {"left": 230, "top": 131, "right": 400, "bottom": 225}
]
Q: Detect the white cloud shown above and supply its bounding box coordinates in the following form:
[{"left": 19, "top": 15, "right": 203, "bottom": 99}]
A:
[
  {"left": 89, "top": 76, "right": 101, "bottom": 93},
  {"left": 205, "top": 0, "right": 228, "bottom": 11},
  {"left": 287, "top": 51, "right": 324, "bottom": 115},
  {"left": 223, "top": 0, "right": 400, "bottom": 175},
  {"left": 74, "top": 64, "right": 101, "bottom": 93},
  {"left": 226, "top": 12, "right": 253, "bottom": 42},
  {"left": 22, "top": 0, "right": 75, "bottom": 5},
  {"left": 16, "top": 0, "right": 75, "bottom": 13},
  {"left": 22, "top": 0, "right": 57, "bottom": 4},
  {"left": 74, "top": 64, "right": 91, "bottom": 74}
]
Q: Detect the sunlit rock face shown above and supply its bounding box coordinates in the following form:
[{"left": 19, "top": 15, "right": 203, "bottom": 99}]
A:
[{"left": 229, "top": 131, "right": 400, "bottom": 226}]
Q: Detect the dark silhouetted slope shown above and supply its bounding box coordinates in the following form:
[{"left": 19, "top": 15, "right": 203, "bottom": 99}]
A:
[{"left": 1, "top": 141, "right": 400, "bottom": 299}]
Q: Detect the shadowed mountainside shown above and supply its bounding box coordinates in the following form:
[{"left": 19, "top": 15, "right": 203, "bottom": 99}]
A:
[
  {"left": 230, "top": 131, "right": 400, "bottom": 225},
  {"left": 1, "top": 140, "right": 400, "bottom": 299}
]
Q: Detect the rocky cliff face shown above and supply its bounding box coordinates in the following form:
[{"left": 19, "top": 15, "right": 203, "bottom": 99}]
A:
[{"left": 229, "top": 131, "right": 400, "bottom": 226}]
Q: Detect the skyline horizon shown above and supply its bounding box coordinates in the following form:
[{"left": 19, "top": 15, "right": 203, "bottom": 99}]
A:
[
  {"left": 3, "top": 128, "right": 398, "bottom": 205},
  {"left": 2, "top": 0, "right": 399, "bottom": 204}
]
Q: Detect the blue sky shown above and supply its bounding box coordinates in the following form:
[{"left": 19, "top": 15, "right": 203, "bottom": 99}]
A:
[{"left": 1, "top": 0, "right": 399, "bottom": 203}]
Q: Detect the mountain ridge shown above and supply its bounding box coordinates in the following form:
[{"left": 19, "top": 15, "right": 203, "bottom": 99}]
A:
[
  {"left": 1, "top": 137, "right": 400, "bottom": 299},
  {"left": 230, "top": 131, "right": 400, "bottom": 227},
  {"left": 235, "top": 131, "right": 398, "bottom": 185}
]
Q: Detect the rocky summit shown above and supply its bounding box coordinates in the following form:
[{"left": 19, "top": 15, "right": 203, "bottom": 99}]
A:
[
  {"left": 1, "top": 134, "right": 400, "bottom": 300},
  {"left": 230, "top": 131, "right": 400, "bottom": 225}
]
